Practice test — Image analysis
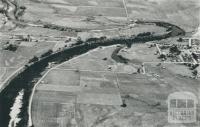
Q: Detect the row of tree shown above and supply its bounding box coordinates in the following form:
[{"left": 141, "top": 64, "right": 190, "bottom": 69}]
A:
[{"left": 28, "top": 49, "right": 53, "bottom": 64}]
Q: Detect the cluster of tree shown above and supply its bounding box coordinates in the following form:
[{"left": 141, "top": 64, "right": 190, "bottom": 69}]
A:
[
  {"left": 19, "top": 6, "right": 26, "bottom": 10},
  {"left": 169, "top": 45, "right": 181, "bottom": 55},
  {"left": 85, "top": 36, "right": 107, "bottom": 42},
  {"left": 3, "top": 44, "right": 18, "bottom": 51},
  {"left": 80, "top": 32, "right": 169, "bottom": 49},
  {"left": 28, "top": 56, "right": 39, "bottom": 63},
  {"left": 111, "top": 46, "right": 129, "bottom": 64},
  {"left": 25, "top": 25, "right": 180, "bottom": 67},
  {"left": 85, "top": 16, "right": 95, "bottom": 21},
  {"left": 0, "top": 8, "right": 5, "bottom": 14},
  {"left": 15, "top": 6, "right": 26, "bottom": 19},
  {"left": 18, "top": 35, "right": 31, "bottom": 41},
  {"left": 86, "top": 37, "right": 99, "bottom": 42},
  {"left": 12, "top": 0, "right": 27, "bottom": 20},
  {"left": 192, "top": 53, "right": 199, "bottom": 61},
  {"left": 160, "top": 45, "right": 171, "bottom": 49},
  {"left": 190, "top": 64, "right": 199, "bottom": 70},
  {"left": 145, "top": 21, "right": 185, "bottom": 37},
  {"left": 192, "top": 70, "right": 198, "bottom": 78},
  {"left": 76, "top": 37, "right": 84, "bottom": 45},
  {"left": 43, "top": 24, "right": 82, "bottom": 32},
  {"left": 166, "top": 26, "right": 172, "bottom": 32},
  {"left": 41, "top": 49, "right": 53, "bottom": 58},
  {"left": 177, "top": 37, "right": 183, "bottom": 42},
  {"left": 137, "top": 32, "right": 152, "bottom": 37},
  {"left": 158, "top": 53, "right": 167, "bottom": 61},
  {"left": 71, "top": 36, "right": 108, "bottom": 47}
]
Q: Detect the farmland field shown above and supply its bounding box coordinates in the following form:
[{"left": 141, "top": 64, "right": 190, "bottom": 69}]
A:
[
  {"left": 18, "top": 0, "right": 200, "bottom": 32},
  {"left": 0, "top": 0, "right": 200, "bottom": 127},
  {"left": 0, "top": 67, "right": 20, "bottom": 82},
  {"left": 20, "top": 0, "right": 128, "bottom": 29},
  {"left": 126, "top": 0, "right": 200, "bottom": 32},
  {"left": 32, "top": 45, "right": 200, "bottom": 127}
]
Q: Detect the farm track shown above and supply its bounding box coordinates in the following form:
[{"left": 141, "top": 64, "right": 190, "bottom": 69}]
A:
[{"left": 0, "top": 0, "right": 186, "bottom": 127}]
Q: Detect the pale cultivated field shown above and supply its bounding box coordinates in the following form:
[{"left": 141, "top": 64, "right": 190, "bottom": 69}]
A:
[
  {"left": 32, "top": 90, "right": 76, "bottom": 127},
  {"left": 19, "top": 0, "right": 200, "bottom": 31},
  {"left": 8, "top": 26, "right": 70, "bottom": 37},
  {"left": 31, "top": 46, "right": 122, "bottom": 126},
  {"left": 80, "top": 24, "right": 167, "bottom": 39},
  {"left": 21, "top": 0, "right": 127, "bottom": 29},
  {"left": 0, "top": 32, "right": 56, "bottom": 66},
  {"left": 0, "top": 14, "right": 4, "bottom": 28},
  {"left": 17, "top": 41, "right": 55, "bottom": 57},
  {"left": 0, "top": 68, "right": 6, "bottom": 81},
  {"left": 32, "top": 45, "right": 200, "bottom": 127},
  {"left": 33, "top": 42, "right": 200, "bottom": 127},
  {"left": 32, "top": 69, "right": 123, "bottom": 126},
  {"left": 0, "top": 50, "right": 26, "bottom": 67},
  {"left": 118, "top": 43, "right": 160, "bottom": 64},
  {"left": 163, "top": 64, "right": 193, "bottom": 77},
  {"left": 58, "top": 46, "right": 117, "bottom": 71},
  {"left": 126, "top": 0, "right": 200, "bottom": 32},
  {"left": 0, "top": 26, "right": 58, "bottom": 88},
  {"left": 41, "top": 69, "right": 80, "bottom": 86},
  {"left": 0, "top": 67, "right": 19, "bottom": 82},
  {"left": 0, "top": 1, "right": 5, "bottom": 28},
  {"left": 1, "top": 0, "right": 198, "bottom": 126},
  {"left": 58, "top": 46, "right": 138, "bottom": 73},
  {"left": 145, "top": 63, "right": 200, "bottom": 93}
]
